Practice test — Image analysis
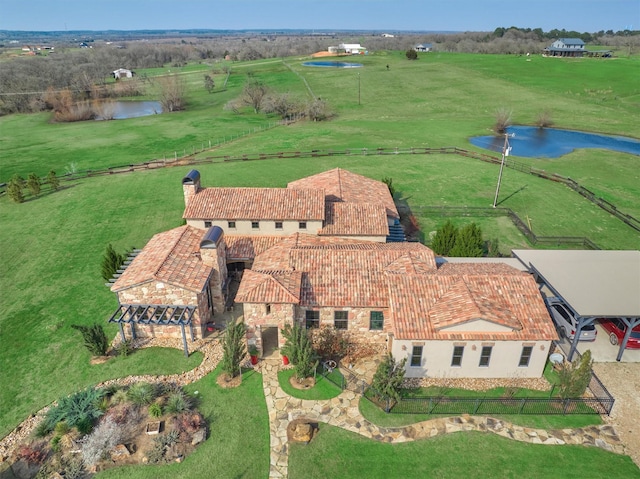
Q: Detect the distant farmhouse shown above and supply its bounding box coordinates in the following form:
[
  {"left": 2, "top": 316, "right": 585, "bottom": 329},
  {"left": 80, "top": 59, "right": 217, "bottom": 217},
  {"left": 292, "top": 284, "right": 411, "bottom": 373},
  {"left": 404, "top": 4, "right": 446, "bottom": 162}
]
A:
[
  {"left": 543, "top": 38, "right": 611, "bottom": 57},
  {"left": 328, "top": 43, "right": 367, "bottom": 55},
  {"left": 414, "top": 43, "right": 433, "bottom": 52},
  {"left": 112, "top": 68, "right": 134, "bottom": 80}
]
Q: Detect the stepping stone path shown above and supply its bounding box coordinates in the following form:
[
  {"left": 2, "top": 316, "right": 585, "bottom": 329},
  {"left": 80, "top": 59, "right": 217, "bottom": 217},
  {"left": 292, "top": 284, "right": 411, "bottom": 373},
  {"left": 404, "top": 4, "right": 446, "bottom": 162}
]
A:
[
  {"left": 0, "top": 337, "right": 627, "bottom": 478},
  {"left": 258, "top": 356, "right": 625, "bottom": 479}
]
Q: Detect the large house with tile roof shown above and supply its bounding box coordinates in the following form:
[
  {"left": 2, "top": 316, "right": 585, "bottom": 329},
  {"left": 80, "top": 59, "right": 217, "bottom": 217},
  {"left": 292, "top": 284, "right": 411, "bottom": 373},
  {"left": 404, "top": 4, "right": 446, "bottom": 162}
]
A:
[{"left": 110, "top": 168, "right": 557, "bottom": 377}]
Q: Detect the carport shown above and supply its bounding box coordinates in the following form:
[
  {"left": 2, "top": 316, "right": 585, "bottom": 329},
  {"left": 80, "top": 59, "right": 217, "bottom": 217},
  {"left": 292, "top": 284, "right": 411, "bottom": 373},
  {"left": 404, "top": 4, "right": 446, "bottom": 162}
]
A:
[{"left": 512, "top": 250, "right": 640, "bottom": 361}]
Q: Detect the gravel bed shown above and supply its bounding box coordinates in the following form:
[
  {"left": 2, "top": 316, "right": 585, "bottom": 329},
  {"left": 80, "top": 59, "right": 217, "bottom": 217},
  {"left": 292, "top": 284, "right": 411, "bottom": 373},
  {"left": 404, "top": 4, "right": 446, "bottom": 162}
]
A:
[
  {"left": 0, "top": 336, "right": 222, "bottom": 464},
  {"left": 592, "top": 362, "right": 640, "bottom": 468}
]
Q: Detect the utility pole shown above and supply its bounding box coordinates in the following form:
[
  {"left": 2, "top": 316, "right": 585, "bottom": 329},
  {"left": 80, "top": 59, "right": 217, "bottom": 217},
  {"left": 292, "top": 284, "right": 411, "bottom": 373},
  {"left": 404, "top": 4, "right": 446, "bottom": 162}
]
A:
[
  {"left": 358, "top": 73, "right": 361, "bottom": 105},
  {"left": 492, "top": 132, "right": 513, "bottom": 208}
]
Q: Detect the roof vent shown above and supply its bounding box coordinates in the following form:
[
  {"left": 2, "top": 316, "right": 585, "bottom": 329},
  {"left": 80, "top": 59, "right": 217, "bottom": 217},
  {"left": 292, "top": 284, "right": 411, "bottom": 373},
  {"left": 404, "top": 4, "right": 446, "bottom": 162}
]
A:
[{"left": 200, "top": 226, "right": 224, "bottom": 249}]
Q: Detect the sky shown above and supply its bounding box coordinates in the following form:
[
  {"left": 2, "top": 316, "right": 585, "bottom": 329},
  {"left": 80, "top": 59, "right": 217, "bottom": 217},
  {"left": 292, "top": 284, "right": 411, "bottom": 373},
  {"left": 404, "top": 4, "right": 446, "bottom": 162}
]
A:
[{"left": 0, "top": 0, "right": 638, "bottom": 33}]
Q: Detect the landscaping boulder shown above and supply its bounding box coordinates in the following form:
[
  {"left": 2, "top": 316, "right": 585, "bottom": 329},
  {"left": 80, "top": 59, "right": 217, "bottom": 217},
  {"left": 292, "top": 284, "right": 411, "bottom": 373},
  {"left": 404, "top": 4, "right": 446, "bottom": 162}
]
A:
[
  {"left": 191, "top": 429, "right": 206, "bottom": 446},
  {"left": 287, "top": 419, "right": 318, "bottom": 444}
]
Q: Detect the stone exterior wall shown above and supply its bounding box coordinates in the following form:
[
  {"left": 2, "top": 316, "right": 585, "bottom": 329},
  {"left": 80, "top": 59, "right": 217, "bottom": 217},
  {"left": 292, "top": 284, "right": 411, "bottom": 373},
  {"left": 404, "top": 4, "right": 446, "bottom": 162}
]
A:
[
  {"left": 242, "top": 303, "right": 392, "bottom": 356},
  {"left": 200, "top": 244, "right": 227, "bottom": 316},
  {"left": 243, "top": 302, "right": 295, "bottom": 354},
  {"left": 116, "top": 281, "right": 211, "bottom": 340},
  {"left": 298, "top": 306, "right": 391, "bottom": 347}
]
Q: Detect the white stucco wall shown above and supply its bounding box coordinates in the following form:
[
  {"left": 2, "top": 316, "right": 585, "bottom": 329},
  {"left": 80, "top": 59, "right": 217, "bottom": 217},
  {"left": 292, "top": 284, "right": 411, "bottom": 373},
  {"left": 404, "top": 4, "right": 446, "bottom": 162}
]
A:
[
  {"left": 392, "top": 339, "right": 551, "bottom": 379},
  {"left": 187, "top": 219, "right": 322, "bottom": 235}
]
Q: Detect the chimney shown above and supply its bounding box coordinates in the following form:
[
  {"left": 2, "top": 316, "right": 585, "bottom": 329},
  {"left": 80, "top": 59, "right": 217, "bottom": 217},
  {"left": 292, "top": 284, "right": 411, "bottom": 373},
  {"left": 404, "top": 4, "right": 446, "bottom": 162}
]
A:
[{"left": 182, "top": 169, "right": 201, "bottom": 208}]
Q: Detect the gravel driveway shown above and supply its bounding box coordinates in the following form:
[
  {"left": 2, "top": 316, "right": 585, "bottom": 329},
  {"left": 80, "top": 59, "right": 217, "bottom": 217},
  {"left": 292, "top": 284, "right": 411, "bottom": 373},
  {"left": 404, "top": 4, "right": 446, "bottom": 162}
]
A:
[{"left": 592, "top": 362, "right": 640, "bottom": 468}]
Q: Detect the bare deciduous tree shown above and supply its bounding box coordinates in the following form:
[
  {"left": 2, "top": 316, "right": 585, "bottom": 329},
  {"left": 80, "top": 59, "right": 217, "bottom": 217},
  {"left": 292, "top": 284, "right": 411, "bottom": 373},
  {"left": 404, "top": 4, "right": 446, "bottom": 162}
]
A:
[
  {"left": 241, "top": 78, "right": 270, "bottom": 113},
  {"left": 157, "top": 74, "right": 186, "bottom": 112}
]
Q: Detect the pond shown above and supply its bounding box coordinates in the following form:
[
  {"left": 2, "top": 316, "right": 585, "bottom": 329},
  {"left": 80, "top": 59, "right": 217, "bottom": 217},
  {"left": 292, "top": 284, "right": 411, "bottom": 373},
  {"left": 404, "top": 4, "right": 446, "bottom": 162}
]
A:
[
  {"left": 469, "top": 126, "right": 640, "bottom": 158},
  {"left": 95, "top": 101, "right": 162, "bottom": 120},
  {"left": 302, "top": 61, "right": 363, "bottom": 68}
]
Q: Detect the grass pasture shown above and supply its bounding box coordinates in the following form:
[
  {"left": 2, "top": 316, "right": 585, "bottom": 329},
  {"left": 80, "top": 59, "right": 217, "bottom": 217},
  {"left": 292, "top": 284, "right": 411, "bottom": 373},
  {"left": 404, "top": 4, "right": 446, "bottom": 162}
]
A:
[
  {"left": 288, "top": 424, "right": 640, "bottom": 479},
  {"left": 0, "top": 51, "right": 639, "bottom": 475}
]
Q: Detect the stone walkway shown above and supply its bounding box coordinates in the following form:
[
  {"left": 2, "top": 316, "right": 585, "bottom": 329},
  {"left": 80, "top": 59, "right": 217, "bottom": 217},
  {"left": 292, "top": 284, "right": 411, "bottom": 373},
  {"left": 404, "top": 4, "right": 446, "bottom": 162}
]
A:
[
  {"left": 259, "top": 356, "right": 626, "bottom": 479},
  {"left": 0, "top": 339, "right": 628, "bottom": 476}
]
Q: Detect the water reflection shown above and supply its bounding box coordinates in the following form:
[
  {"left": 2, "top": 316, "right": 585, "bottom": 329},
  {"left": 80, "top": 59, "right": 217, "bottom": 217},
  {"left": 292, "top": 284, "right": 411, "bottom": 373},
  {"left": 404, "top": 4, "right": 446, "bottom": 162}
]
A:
[
  {"left": 470, "top": 126, "right": 640, "bottom": 158},
  {"left": 302, "top": 61, "right": 363, "bottom": 68},
  {"left": 95, "top": 101, "right": 162, "bottom": 120}
]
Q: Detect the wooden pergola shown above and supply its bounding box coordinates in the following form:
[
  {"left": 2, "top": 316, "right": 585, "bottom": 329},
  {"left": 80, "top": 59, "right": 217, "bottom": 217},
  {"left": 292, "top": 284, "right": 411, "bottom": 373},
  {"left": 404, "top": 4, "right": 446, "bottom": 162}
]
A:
[{"left": 109, "top": 304, "right": 197, "bottom": 357}]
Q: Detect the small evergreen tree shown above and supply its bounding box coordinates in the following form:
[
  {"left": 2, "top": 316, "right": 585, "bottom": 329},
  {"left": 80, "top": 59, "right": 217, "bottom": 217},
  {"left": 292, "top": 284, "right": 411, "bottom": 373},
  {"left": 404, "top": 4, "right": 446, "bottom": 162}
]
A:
[
  {"left": 101, "top": 243, "right": 126, "bottom": 281},
  {"left": 371, "top": 353, "right": 407, "bottom": 403},
  {"left": 204, "top": 74, "right": 215, "bottom": 93},
  {"left": 26, "top": 173, "right": 41, "bottom": 197},
  {"left": 281, "top": 322, "right": 318, "bottom": 379},
  {"left": 280, "top": 322, "right": 302, "bottom": 364},
  {"left": 47, "top": 170, "right": 60, "bottom": 191},
  {"left": 293, "top": 336, "right": 318, "bottom": 380},
  {"left": 406, "top": 48, "right": 418, "bottom": 60},
  {"left": 71, "top": 323, "right": 109, "bottom": 356},
  {"left": 381, "top": 177, "right": 395, "bottom": 197},
  {"left": 557, "top": 350, "right": 593, "bottom": 399},
  {"left": 221, "top": 319, "right": 246, "bottom": 378},
  {"left": 430, "top": 220, "right": 458, "bottom": 255},
  {"left": 449, "top": 222, "right": 484, "bottom": 257},
  {"left": 7, "top": 174, "right": 25, "bottom": 203}
]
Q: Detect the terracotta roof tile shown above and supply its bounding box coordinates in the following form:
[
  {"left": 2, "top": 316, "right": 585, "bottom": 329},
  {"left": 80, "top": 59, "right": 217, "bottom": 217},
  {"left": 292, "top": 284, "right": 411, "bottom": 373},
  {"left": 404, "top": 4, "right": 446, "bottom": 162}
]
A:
[
  {"left": 225, "top": 235, "right": 283, "bottom": 261},
  {"left": 111, "top": 226, "right": 212, "bottom": 293},
  {"left": 390, "top": 270, "right": 557, "bottom": 342},
  {"left": 183, "top": 188, "right": 325, "bottom": 221},
  {"left": 288, "top": 168, "right": 399, "bottom": 218},
  {"left": 319, "top": 202, "right": 389, "bottom": 236},
  {"left": 235, "top": 269, "right": 302, "bottom": 304},
  {"left": 245, "top": 234, "right": 437, "bottom": 307}
]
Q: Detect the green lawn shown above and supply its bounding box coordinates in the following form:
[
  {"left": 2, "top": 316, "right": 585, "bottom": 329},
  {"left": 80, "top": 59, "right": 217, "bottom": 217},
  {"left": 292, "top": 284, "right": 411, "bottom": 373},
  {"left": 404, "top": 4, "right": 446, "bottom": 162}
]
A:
[
  {"left": 278, "top": 369, "right": 343, "bottom": 400},
  {"left": 288, "top": 425, "right": 640, "bottom": 479},
  {"left": 0, "top": 148, "right": 638, "bottom": 437},
  {"left": 95, "top": 366, "right": 270, "bottom": 479},
  {"left": 0, "top": 51, "right": 639, "bottom": 473}
]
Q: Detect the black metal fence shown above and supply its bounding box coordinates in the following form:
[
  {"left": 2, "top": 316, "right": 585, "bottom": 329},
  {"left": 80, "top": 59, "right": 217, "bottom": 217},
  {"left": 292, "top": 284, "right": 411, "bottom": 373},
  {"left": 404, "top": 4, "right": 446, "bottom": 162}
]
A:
[
  {"left": 320, "top": 352, "right": 614, "bottom": 416},
  {"left": 365, "top": 389, "right": 613, "bottom": 416},
  {"left": 354, "top": 346, "right": 614, "bottom": 416}
]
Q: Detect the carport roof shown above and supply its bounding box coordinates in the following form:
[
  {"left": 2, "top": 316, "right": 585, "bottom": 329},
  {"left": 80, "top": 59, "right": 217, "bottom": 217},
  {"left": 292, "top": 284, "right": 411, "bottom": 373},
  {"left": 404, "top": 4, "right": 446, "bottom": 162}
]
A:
[{"left": 512, "top": 250, "right": 640, "bottom": 318}]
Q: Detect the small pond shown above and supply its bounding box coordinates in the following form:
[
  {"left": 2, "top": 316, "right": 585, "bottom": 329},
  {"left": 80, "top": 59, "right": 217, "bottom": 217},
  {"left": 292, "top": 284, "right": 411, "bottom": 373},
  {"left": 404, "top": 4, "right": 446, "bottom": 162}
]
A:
[
  {"left": 470, "top": 126, "right": 640, "bottom": 158},
  {"left": 95, "top": 101, "right": 163, "bottom": 120},
  {"left": 302, "top": 61, "right": 363, "bottom": 68}
]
